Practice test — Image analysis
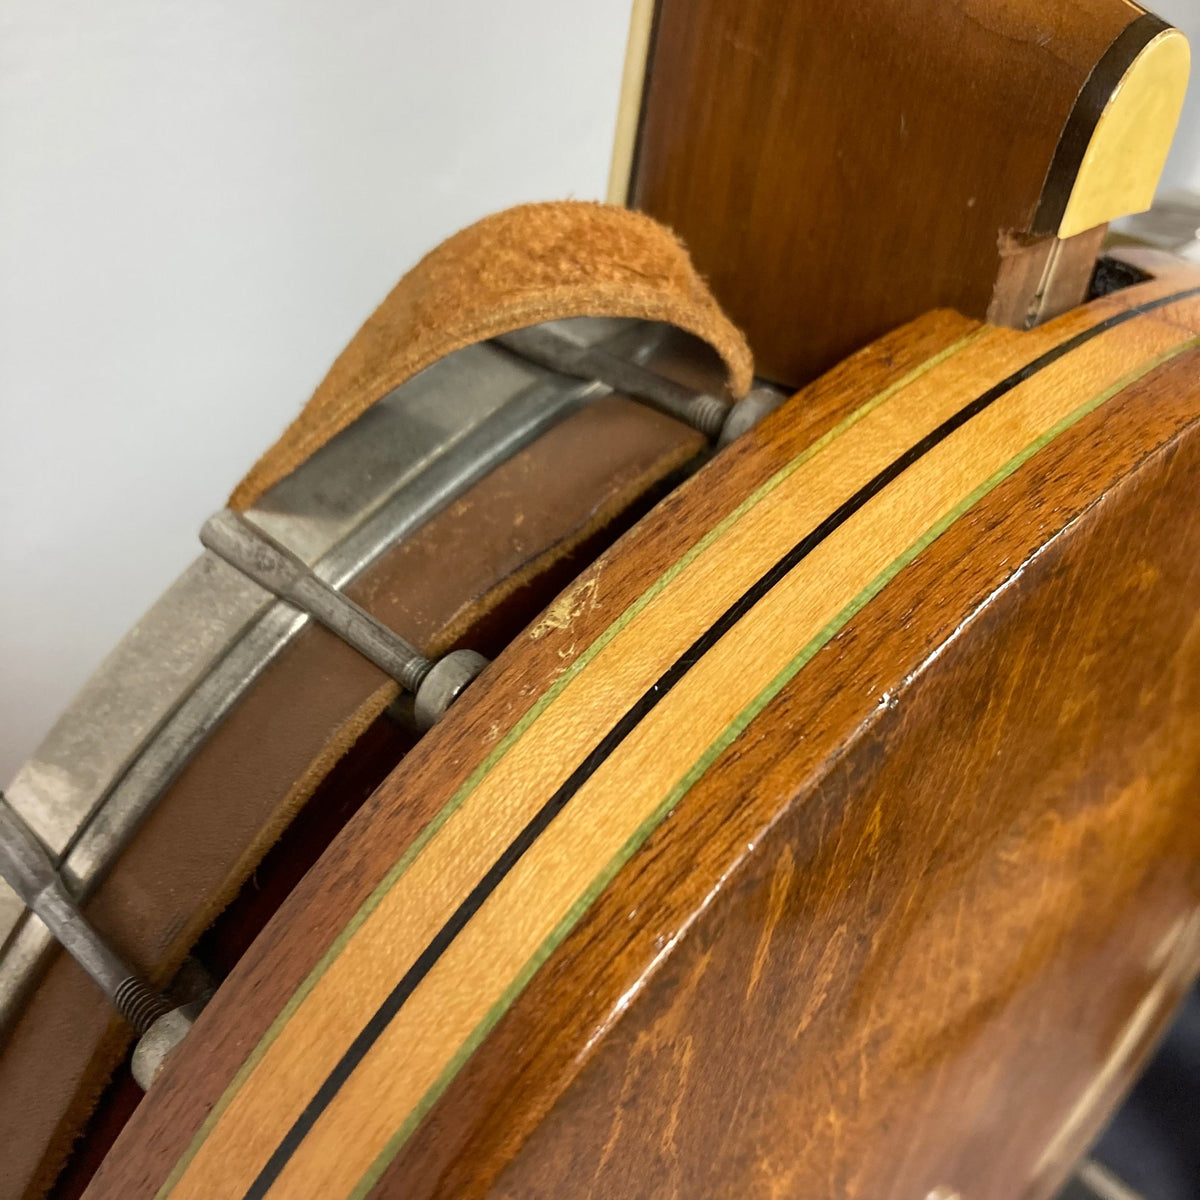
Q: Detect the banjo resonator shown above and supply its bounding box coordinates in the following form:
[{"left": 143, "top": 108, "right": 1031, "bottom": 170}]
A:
[{"left": 3, "top": 2, "right": 1199, "bottom": 1198}]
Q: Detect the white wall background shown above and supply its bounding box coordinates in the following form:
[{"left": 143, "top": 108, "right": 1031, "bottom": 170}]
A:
[
  {"left": 0, "top": 0, "right": 633, "bottom": 785},
  {"left": 2, "top": 0, "right": 1200, "bottom": 787},
  {"left": 1157, "top": 0, "right": 1200, "bottom": 196}
]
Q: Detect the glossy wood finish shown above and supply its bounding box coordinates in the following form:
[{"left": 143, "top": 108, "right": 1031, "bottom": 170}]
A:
[
  {"left": 632, "top": 0, "right": 1183, "bottom": 385},
  {"left": 485, "top": 363, "right": 1200, "bottom": 1200},
  {"left": 0, "top": 399, "right": 704, "bottom": 1200},
  {"left": 83, "top": 265, "right": 1200, "bottom": 1200}
]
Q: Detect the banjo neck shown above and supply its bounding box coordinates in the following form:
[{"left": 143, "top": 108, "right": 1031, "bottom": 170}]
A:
[{"left": 622, "top": 0, "right": 1189, "bottom": 385}]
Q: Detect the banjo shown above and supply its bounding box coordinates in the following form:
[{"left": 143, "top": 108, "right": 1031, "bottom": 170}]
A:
[{"left": 3, "top": 2, "right": 1199, "bottom": 1198}]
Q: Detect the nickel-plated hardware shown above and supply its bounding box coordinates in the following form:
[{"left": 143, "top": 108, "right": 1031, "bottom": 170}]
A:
[
  {"left": 201, "top": 509, "right": 488, "bottom": 728},
  {"left": 494, "top": 321, "right": 786, "bottom": 445},
  {"left": 0, "top": 795, "right": 168, "bottom": 1035}
]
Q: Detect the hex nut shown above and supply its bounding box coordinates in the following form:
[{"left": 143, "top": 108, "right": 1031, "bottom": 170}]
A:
[
  {"left": 131, "top": 1003, "right": 200, "bottom": 1090},
  {"left": 413, "top": 649, "right": 489, "bottom": 731},
  {"left": 718, "top": 386, "right": 788, "bottom": 447}
]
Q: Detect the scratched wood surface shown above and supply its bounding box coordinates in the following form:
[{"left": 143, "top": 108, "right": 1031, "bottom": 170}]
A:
[{"left": 83, "top": 263, "right": 1200, "bottom": 1200}]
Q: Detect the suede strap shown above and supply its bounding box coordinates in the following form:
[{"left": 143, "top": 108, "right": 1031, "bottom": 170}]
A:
[{"left": 230, "top": 201, "right": 753, "bottom": 510}]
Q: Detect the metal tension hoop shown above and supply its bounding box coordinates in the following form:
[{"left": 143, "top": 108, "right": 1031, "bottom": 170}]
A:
[
  {"left": 204, "top": 323, "right": 784, "bottom": 726},
  {"left": 0, "top": 317, "right": 782, "bottom": 1087}
]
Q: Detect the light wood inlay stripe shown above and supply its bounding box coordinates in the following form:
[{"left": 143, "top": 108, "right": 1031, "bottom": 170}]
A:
[
  {"left": 159, "top": 284, "right": 1200, "bottom": 1200},
  {"left": 159, "top": 327, "right": 989, "bottom": 1200},
  {"left": 293, "top": 328, "right": 1200, "bottom": 1200}
]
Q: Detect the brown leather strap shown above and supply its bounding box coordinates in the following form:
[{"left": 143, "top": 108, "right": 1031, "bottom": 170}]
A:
[{"left": 230, "top": 201, "right": 754, "bottom": 510}]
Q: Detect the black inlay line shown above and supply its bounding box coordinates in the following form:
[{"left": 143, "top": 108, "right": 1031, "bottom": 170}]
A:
[
  {"left": 241, "top": 284, "right": 1200, "bottom": 1200},
  {"left": 1034, "top": 12, "right": 1172, "bottom": 235}
]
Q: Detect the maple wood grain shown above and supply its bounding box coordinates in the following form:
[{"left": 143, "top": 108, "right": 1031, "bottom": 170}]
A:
[
  {"left": 81, "top": 268, "right": 1200, "bottom": 1200},
  {"left": 480, "top": 350, "right": 1200, "bottom": 1200}
]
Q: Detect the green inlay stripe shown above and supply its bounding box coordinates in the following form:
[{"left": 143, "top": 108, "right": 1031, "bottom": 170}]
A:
[
  {"left": 348, "top": 335, "right": 1200, "bottom": 1200},
  {"left": 157, "top": 326, "right": 986, "bottom": 1199}
]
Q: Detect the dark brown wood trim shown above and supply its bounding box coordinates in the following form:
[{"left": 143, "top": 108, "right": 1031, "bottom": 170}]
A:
[{"left": 1034, "top": 12, "right": 1173, "bottom": 235}]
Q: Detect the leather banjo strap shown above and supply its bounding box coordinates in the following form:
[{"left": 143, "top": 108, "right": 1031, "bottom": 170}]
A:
[{"left": 230, "top": 200, "right": 754, "bottom": 509}]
